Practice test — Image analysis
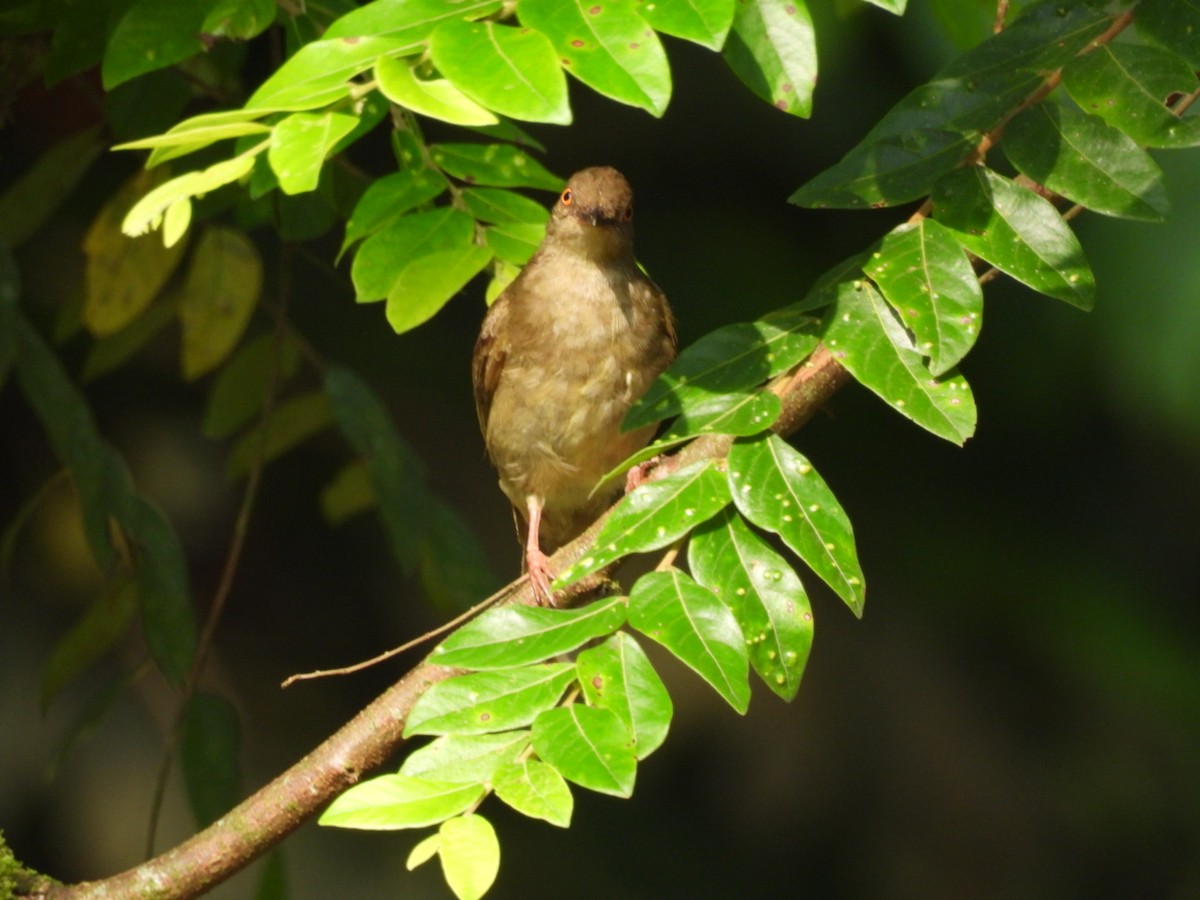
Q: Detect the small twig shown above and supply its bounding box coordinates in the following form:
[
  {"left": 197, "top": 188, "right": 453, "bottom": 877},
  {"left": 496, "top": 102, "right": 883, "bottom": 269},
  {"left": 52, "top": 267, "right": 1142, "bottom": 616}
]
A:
[{"left": 993, "top": 0, "right": 1010, "bottom": 35}]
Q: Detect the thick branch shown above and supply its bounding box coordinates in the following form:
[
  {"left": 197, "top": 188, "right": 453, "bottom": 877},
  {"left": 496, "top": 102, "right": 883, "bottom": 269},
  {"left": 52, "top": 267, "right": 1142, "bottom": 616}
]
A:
[{"left": 46, "top": 349, "right": 849, "bottom": 900}]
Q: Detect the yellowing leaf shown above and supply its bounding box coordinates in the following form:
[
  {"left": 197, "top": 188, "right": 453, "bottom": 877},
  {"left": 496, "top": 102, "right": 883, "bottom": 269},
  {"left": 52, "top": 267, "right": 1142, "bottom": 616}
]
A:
[
  {"left": 83, "top": 169, "right": 189, "bottom": 337},
  {"left": 179, "top": 227, "right": 262, "bottom": 380}
]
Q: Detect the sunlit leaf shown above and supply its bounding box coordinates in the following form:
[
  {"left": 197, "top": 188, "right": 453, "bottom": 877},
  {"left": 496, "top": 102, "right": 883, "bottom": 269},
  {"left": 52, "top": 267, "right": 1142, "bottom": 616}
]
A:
[
  {"left": 247, "top": 36, "right": 411, "bottom": 111},
  {"left": 460, "top": 187, "right": 550, "bottom": 225},
  {"left": 319, "top": 776, "right": 485, "bottom": 830},
  {"left": 576, "top": 632, "right": 671, "bottom": 758},
  {"left": 269, "top": 111, "right": 360, "bottom": 195},
  {"left": 405, "top": 664, "right": 577, "bottom": 736},
  {"left": 400, "top": 732, "right": 530, "bottom": 784},
  {"left": 385, "top": 244, "right": 494, "bottom": 334},
  {"left": 532, "top": 704, "right": 636, "bottom": 797},
  {"left": 492, "top": 759, "right": 573, "bottom": 827},
  {"left": 352, "top": 208, "right": 475, "bottom": 303},
  {"left": 723, "top": 0, "right": 816, "bottom": 117},
  {"left": 431, "top": 143, "right": 562, "bottom": 189},
  {"left": 439, "top": 815, "right": 499, "bottom": 900},
  {"left": 376, "top": 56, "right": 499, "bottom": 126},
  {"left": 637, "top": 0, "right": 734, "bottom": 50},
  {"left": 340, "top": 168, "right": 449, "bottom": 257}
]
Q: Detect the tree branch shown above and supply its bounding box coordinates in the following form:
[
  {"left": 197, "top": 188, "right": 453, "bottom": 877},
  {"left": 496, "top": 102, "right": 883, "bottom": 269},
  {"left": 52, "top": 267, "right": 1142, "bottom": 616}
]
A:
[{"left": 45, "top": 348, "right": 849, "bottom": 899}]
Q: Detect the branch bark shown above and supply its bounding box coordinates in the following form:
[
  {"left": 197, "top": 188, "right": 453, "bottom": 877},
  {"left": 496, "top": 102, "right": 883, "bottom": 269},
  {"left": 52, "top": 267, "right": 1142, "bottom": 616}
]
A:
[{"left": 46, "top": 348, "right": 849, "bottom": 900}]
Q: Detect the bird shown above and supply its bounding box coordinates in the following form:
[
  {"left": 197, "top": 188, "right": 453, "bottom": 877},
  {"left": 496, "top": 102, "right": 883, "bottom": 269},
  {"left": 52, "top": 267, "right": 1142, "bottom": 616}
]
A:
[{"left": 472, "top": 166, "right": 676, "bottom": 604}]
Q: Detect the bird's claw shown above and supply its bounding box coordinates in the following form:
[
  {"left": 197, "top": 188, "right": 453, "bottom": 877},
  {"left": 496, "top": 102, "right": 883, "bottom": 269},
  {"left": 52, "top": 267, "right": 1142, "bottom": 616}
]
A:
[
  {"left": 526, "top": 547, "right": 557, "bottom": 607},
  {"left": 624, "top": 455, "right": 663, "bottom": 494}
]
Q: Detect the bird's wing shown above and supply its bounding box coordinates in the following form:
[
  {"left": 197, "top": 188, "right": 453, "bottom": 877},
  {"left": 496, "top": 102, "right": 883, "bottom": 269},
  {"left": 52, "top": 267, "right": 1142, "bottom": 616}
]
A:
[{"left": 472, "top": 294, "right": 510, "bottom": 434}]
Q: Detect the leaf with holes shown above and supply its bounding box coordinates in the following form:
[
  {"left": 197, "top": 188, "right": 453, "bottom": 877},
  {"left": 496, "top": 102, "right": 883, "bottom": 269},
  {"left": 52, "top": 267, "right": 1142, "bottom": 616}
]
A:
[
  {"left": 689, "top": 507, "right": 813, "bottom": 700},
  {"left": 727, "top": 434, "right": 865, "bottom": 615},
  {"left": 628, "top": 568, "right": 750, "bottom": 713}
]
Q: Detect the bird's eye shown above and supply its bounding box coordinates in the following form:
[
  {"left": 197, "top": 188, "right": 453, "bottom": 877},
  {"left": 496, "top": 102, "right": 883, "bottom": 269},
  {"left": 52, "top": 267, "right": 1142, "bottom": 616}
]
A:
[
  {"left": 621, "top": 206, "right": 633, "bottom": 222},
  {"left": 560, "top": 188, "right": 573, "bottom": 206}
]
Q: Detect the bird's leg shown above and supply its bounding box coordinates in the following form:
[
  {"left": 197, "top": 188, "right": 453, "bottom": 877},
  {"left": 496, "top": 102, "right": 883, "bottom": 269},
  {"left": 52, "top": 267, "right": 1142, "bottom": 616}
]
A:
[
  {"left": 524, "top": 494, "right": 556, "bottom": 606},
  {"left": 624, "top": 455, "right": 663, "bottom": 494}
]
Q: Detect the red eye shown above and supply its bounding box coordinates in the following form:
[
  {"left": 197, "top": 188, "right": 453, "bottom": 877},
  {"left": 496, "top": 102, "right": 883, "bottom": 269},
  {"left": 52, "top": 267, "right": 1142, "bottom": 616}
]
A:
[
  {"left": 622, "top": 206, "right": 633, "bottom": 222},
  {"left": 561, "top": 188, "right": 573, "bottom": 205}
]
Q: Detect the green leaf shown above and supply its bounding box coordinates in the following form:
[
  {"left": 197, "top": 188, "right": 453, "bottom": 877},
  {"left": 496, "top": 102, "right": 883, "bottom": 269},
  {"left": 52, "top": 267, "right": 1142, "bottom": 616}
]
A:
[
  {"left": 122, "top": 155, "right": 257, "bottom": 243},
  {"left": 405, "top": 664, "right": 578, "bottom": 736},
  {"left": 225, "top": 391, "right": 332, "bottom": 480},
  {"left": 1062, "top": 42, "right": 1200, "bottom": 148},
  {"left": 179, "top": 227, "right": 262, "bottom": 380},
  {"left": 460, "top": 187, "right": 551, "bottom": 225},
  {"left": 246, "top": 36, "right": 412, "bottom": 111},
  {"left": 400, "top": 732, "right": 530, "bottom": 783},
  {"left": 492, "top": 759, "right": 573, "bottom": 827},
  {"left": 202, "top": 332, "right": 301, "bottom": 439},
  {"left": 689, "top": 508, "right": 813, "bottom": 700},
  {"left": 636, "top": 0, "right": 734, "bottom": 50},
  {"left": 41, "top": 575, "right": 137, "bottom": 711},
  {"left": 0, "top": 243, "right": 18, "bottom": 387},
  {"left": 626, "top": 304, "right": 819, "bottom": 428},
  {"left": 181, "top": 692, "right": 242, "bottom": 828},
  {"left": 824, "top": 277, "right": 977, "bottom": 444},
  {"left": 727, "top": 434, "right": 865, "bottom": 615},
  {"left": 1137, "top": 0, "right": 1200, "bottom": 68},
  {"left": 484, "top": 222, "right": 546, "bottom": 266},
  {"left": 113, "top": 110, "right": 272, "bottom": 168},
  {"left": 932, "top": 166, "right": 1095, "bottom": 309},
  {"left": 1004, "top": 101, "right": 1169, "bottom": 222},
  {"left": 431, "top": 143, "right": 562, "bottom": 189},
  {"left": 554, "top": 461, "right": 731, "bottom": 588},
  {"left": 321, "top": 461, "right": 375, "bottom": 525},
  {"left": 351, "top": 208, "right": 475, "bottom": 303},
  {"left": 0, "top": 126, "right": 104, "bottom": 248},
  {"left": 325, "top": 0, "right": 503, "bottom": 40},
  {"left": 201, "top": 0, "right": 275, "bottom": 39},
  {"left": 628, "top": 568, "right": 750, "bottom": 713},
  {"left": 864, "top": 218, "right": 983, "bottom": 376},
  {"left": 319, "top": 776, "right": 485, "bottom": 830},
  {"left": 376, "top": 56, "right": 499, "bottom": 126},
  {"left": 82, "top": 291, "right": 181, "bottom": 383},
  {"left": 439, "top": 815, "right": 500, "bottom": 900},
  {"left": 325, "top": 367, "right": 431, "bottom": 573},
  {"left": 576, "top": 632, "right": 671, "bottom": 758},
  {"left": 102, "top": 0, "right": 208, "bottom": 89},
  {"left": 269, "top": 112, "right": 360, "bottom": 195},
  {"left": 341, "top": 168, "right": 449, "bottom": 256},
  {"left": 386, "top": 244, "right": 494, "bottom": 335},
  {"left": 532, "top": 704, "right": 637, "bottom": 797},
  {"left": 862, "top": 0, "right": 906, "bottom": 11},
  {"left": 418, "top": 498, "right": 501, "bottom": 611},
  {"left": 431, "top": 596, "right": 627, "bottom": 670},
  {"left": 790, "top": 3, "right": 1112, "bottom": 207},
  {"left": 723, "top": 0, "right": 816, "bottom": 117},
  {"left": 519, "top": 0, "right": 672, "bottom": 116},
  {"left": 407, "top": 833, "right": 441, "bottom": 870},
  {"left": 87, "top": 171, "right": 190, "bottom": 333},
  {"left": 431, "top": 20, "right": 571, "bottom": 124}
]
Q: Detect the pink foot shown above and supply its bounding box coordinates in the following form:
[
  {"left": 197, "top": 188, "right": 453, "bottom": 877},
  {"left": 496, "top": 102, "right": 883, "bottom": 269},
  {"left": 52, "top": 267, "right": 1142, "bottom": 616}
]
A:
[
  {"left": 624, "top": 456, "right": 663, "bottom": 494},
  {"left": 524, "top": 495, "right": 557, "bottom": 606}
]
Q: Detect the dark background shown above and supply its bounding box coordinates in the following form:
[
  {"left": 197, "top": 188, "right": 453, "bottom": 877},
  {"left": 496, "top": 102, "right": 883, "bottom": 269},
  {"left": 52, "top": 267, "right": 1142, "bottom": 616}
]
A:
[{"left": 2, "top": 3, "right": 1199, "bottom": 898}]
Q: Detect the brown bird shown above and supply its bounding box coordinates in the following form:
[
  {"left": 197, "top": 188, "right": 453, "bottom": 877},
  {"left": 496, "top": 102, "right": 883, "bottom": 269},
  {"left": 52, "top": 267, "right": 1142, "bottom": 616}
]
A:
[{"left": 472, "top": 166, "right": 676, "bottom": 604}]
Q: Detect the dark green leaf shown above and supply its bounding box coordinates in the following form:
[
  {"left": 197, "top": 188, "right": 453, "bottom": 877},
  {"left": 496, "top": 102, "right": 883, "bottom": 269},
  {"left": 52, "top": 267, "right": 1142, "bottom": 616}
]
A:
[
  {"left": 82, "top": 291, "right": 180, "bottom": 383},
  {"left": 791, "top": 3, "right": 1112, "bottom": 207},
  {"left": 201, "top": 0, "right": 274, "bottom": 39},
  {"left": 723, "top": 0, "right": 816, "bottom": 117},
  {"left": 340, "top": 168, "right": 449, "bottom": 257},
  {"left": 689, "top": 508, "right": 813, "bottom": 700},
  {"left": 0, "top": 126, "right": 104, "bottom": 248},
  {"left": 520, "top": 0, "right": 672, "bottom": 116},
  {"left": 201, "top": 332, "right": 301, "bottom": 439},
  {"left": 405, "top": 664, "right": 578, "bottom": 736},
  {"left": 1005, "top": 101, "right": 1169, "bottom": 222},
  {"left": 253, "top": 850, "right": 288, "bottom": 900},
  {"left": 400, "top": 732, "right": 530, "bottom": 783},
  {"left": 823, "top": 277, "right": 977, "bottom": 444},
  {"left": 431, "top": 20, "right": 571, "bottom": 124},
  {"left": 460, "top": 187, "right": 551, "bottom": 224},
  {"left": 0, "top": 243, "right": 17, "bottom": 386},
  {"left": 626, "top": 304, "right": 819, "bottom": 429},
  {"left": 576, "top": 632, "right": 671, "bottom": 758},
  {"left": 492, "top": 759, "right": 573, "bottom": 826},
  {"left": 636, "top": 0, "right": 734, "bottom": 50},
  {"left": 431, "top": 596, "right": 627, "bottom": 669},
  {"left": 864, "top": 218, "right": 983, "bottom": 375},
  {"left": 178, "top": 227, "right": 262, "bottom": 380},
  {"left": 182, "top": 692, "right": 242, "bottom": 828},
  {"left": 321, "top": 461, "right": 375, "bottom": 525},
  {"left": 325, "top": 367, "right": 431, "bottom": 573},
  {"left": 727, "top": 434, "right": 865, "bottom": 615},
  {"left": 532, "top": 704, "right": 636, "bottom": 797},
  {"left": 320, "top": 776, "right": 485, "bottom": 829},
  {"left": 41, "top": 575, "right": 137, "bottom": 710},
  {"left": 418, "top": 498, "right": 501, "bottom": 611},
  {"left": 352, "top": 208, "right": 475, "bottom": 303},
  {"left": 933, "top": 165, "right": 1095, "bottom": 309},
  {"left": 628, "top": 568, "right": 750, "bottom": 712},
  {"left": 385, "top": 243, "right": 494, "bottom": 334},
  {"left": 1137, "top": 0, "right": 1200, "bottom": 68},
  {"left": 225, "top": 391, "right": 332, "bottom": 480},
  {"left": 554, "top": 461, "right": 731, "bottom": 588},
  {"left": 1062, "top": 42, "right": 1200, "bottom": 148},
  {"left": 431, "top": 143, "right": 562, "bottom": 189},
  {"left": 102, "top": 0, "right": 207, "bottom": 89}
]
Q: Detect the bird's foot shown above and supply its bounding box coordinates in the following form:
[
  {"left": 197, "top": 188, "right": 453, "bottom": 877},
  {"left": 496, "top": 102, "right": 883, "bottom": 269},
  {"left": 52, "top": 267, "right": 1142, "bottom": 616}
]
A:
[
  {"left": 526, "top": 546, "right": 557, "bottom": 607},
  {"left": 624, "top": 456, "right": 663, "bottom": 494}
]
